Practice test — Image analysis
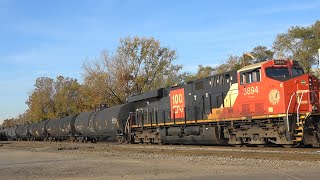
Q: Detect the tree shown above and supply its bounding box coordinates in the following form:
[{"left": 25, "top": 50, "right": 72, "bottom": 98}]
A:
[
  {"left": 251, "top": 46, "right": 274, "bottom": 63},
  {"left": 81, "top": 54, "right": 114, "bottom": 110},
  {"left": 215, "top": 55, "right": 241, "bottom": 73},
  {"left": 82, "top": 36, "right": 182, "bottom": 108},
  {"left": 273, "top": 21, "right": 320, "bottom": 73},
  {"left": 182, "top": 65, "right": 216, "bottom": 82},
  {"left": 116, "top": 36, "right": 181, "bottom": 93},
  {"left": 26, "top": 77, "right": 55, "bottom": 121},
  {"left": 25, "top": 76, "right": 81, "bottom": 121},
  {"left": 53, "top": 76, "right": 81, "bottom": 117}
]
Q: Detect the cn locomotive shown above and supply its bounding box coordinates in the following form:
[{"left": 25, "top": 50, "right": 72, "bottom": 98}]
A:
[{"left": 1, "top": 59, "right": 320, "bottom": 148}]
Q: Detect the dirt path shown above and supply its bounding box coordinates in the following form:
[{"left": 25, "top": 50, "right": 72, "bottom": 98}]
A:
[{"left": 1, "top": 141, "right": 320, "bottom": 179}]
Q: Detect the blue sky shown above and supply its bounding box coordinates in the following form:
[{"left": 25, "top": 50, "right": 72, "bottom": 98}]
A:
[{"left": 0, "top": 0, "right": 319, "bottom": 123}]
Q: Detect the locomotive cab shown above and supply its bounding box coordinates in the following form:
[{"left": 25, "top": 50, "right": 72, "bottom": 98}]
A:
[{"left": 236, "top": 59, "right": 320, "bottom": 147}]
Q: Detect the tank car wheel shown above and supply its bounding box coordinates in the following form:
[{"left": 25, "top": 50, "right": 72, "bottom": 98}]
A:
[
  {"left": 234, "top": 144, "right": 242, "bottom": 147},
  {"left": 257, "top": 144, "right": 266, "bottom": 148},
  {"left": 283, "top": 144, "right": 293, "bottom": 148}
]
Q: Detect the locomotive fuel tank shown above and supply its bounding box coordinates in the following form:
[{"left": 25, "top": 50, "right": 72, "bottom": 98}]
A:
[
  {"left": 160, "top": 126, "right": 226, "bottom": 145},
  {"left": 29, "top": 120, "right": 49, "bottom": 140},
  {"left": 16, "top": 124, "right": 31, "bottom": 140}
]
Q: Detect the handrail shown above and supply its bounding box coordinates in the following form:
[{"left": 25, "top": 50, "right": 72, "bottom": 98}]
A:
[
  {"left": 286, "top": 92, "right": 296, "bottom": 132},
  {"left": 296, "top": 92, "right": 305, "bottom": 124}
]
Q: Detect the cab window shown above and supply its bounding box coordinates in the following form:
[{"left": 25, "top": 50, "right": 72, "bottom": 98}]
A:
[
  {"left": 291, "top": 68, "right": 304, "bottom": 76},
  {"left": 265, "top": 67, "right": 289, "bottom": 78},
  {"left": 240, "top": 68, "right": 261, "bottom": 85}
]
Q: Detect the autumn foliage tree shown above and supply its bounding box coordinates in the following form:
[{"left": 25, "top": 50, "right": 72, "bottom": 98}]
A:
[
  {"left": 26, "top": 76, "right": 81, "bottom": 121},
  {"left": 81, "top": 36, "right": 182, "bottom": 109},
  {"left": 273, "top": 21, "right": 320, "bottom": 73}
]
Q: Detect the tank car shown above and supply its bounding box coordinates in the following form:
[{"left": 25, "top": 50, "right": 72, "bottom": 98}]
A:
[
  {"left": 74, "top": 103, "right": 134, "bottom": 142},
  {"left": 0, "top": 128, "right": 8, "bottom": 141},
  {"left": 46, "top": 115, "right": 78, "bottom": 141},
  {"left": 93, "top": 103, "right": 134, "bottom": 141},
  {"left": 28, "top": 120, "right": 49, "bottom": 140},
  {"left": 16, "top": 124, "right": 31, "bottom": 140},
  {"left": 6, "top": 126, "right": 18, "bottom": 141},
  {"left": 73, "top": 111, "right": 96, "bottom": 142}
]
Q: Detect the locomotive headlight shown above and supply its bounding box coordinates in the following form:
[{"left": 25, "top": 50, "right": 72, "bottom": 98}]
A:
[
  {"left": 309, "top": 77, "right": 312, "bottom": 86},
  {"left": 312, "top": 105, "right": 318, "bottom": 111}
]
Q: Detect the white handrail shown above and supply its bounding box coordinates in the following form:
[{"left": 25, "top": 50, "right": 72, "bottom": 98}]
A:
[
  {"left": 286, "top": 93, "right": 296, "bottom": 132},
  {"left": 296, "top": 92, "right": 305, "bottom": 124}
]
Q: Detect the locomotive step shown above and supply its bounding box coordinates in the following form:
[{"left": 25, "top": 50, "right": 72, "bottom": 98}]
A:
[{"left": 293, "top": 137, "right": 302, "bottom": 142}]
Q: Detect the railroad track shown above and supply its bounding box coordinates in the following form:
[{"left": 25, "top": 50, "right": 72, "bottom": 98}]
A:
[{"left": 1, "top": 141, "right": 320, "bottom": 161}]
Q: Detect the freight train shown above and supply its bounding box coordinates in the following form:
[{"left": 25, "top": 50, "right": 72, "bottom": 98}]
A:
[{"left": 1, "top": 59, "right": 320, "bottom": 148}]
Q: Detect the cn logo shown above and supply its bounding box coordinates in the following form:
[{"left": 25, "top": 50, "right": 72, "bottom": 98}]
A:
[{"left": 170, "top": 88, "right": 185, "bottom": 119}]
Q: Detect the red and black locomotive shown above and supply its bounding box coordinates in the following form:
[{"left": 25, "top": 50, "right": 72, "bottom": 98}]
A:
[{"left": 129, "top": 59, "right": 320, "bottom": 147}]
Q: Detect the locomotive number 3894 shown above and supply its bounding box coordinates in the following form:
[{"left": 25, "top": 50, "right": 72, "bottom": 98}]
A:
[{"left": 243, "top": 86, "right": 259, "bottom": 95}]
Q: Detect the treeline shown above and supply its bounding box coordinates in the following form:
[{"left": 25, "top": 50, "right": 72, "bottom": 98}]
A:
[{"left": 1, "top": 20, "right": 319, "bottom": 127}]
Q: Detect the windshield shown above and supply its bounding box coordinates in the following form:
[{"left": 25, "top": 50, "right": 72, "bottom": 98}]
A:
[
  {"left": 266, "top": 68, "right": 289, "bottom": 78},
  {"left": 265, "top": 67, "right": 304, "bottom": 80},
  {"left": 291, "top": 68, "right": 304, "bottom": 76}
]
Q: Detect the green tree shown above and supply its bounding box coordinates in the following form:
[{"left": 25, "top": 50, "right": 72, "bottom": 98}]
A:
[
  {"left": 273, "top": 21, "right": 320, "bottom": 73},
  {"left": 251, "top": 46, "right": 274, "bottom": 63},
  {"left": 215, "top": 55, "right": 241, "bottom": 73},
  {"left": 182, "top": 65, "right": 215, "bottom": 82}
]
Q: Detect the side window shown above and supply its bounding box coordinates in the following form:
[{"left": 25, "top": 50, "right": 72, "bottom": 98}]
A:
[
  {"left": 219, "top": 75, "right": 224, "bottom": 85},
  {"left": 240, "top": 68, "right": 261, "bottom": 85},
  {"left": 212, "top": 77, "right": 217, "bottom": 87},
  {"left": 225, "top": 74, "right": 230, "bottom": 84},
  {"left": 245, "top": 73, "right": 251, "bottom": 83},
  {"left": 195, "top": 81, "right": 204, "bottom": 90},
  {"left": 240, "top": 73, "right": 245, "bottom": 85},
  {"left": 213, "top": 74, "right": 231, "bottom": 86},
  {"left": 252, "top": 69, "right": 261, "bottom": 82}
]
